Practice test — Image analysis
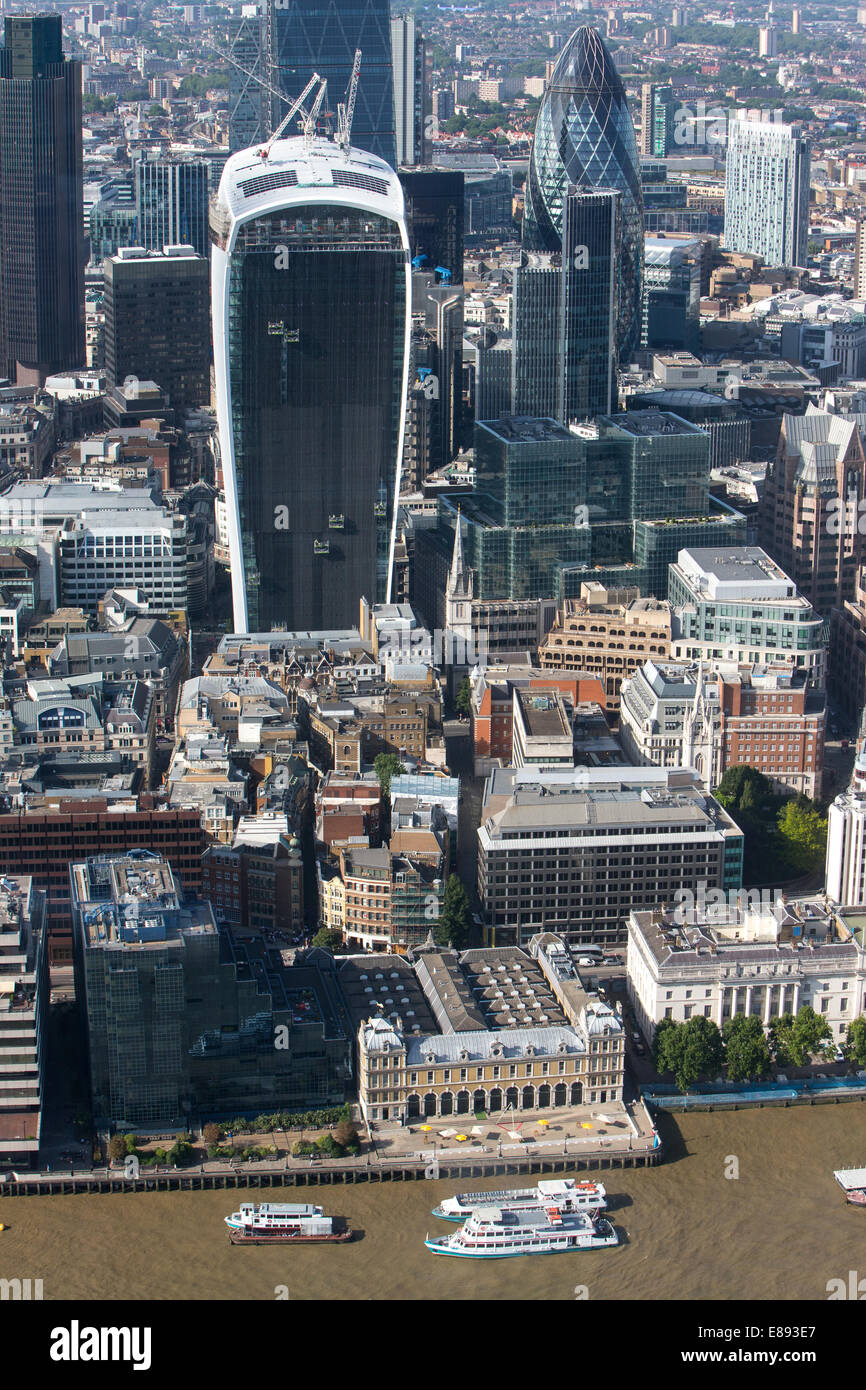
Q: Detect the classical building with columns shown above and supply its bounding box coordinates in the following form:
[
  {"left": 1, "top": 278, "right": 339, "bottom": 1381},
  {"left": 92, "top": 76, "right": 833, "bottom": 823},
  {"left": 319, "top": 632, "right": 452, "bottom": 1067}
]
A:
[{"left": 627, "top": 897, "right": 866, "bottom": 1045}]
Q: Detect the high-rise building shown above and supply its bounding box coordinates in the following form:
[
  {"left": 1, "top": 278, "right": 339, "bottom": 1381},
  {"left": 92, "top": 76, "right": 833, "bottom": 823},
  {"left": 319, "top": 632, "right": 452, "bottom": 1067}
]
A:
[
  {"left": 391, "top": 13, "right": 428, "bottom": 167},
  {"left": 104, "top": 246, "right": 210, "bottom": 410},
  {"left": 513, "top": 189, "right": 620, "bottom": 425},
  {"left": 642, "top": 236, "right": 701, "bottom": 351},
  {"left": 724, "top": 116, "right": 810, "bottom": 267},
  {"left": 398, "top": 167, "right": 464, "bottom": 283},
  {"left": 523, "top": 24, "right": 643, "bottom": 362},
  {"left": 0, "top": 16, "right": 85, "bottom": 385},
  {"left": 560, "top": 187, "right": 619, "bottom": 420},
  {"left": 758, "top": 25, "right": 778, "bottom": 57},
  {"left": 133, "top": 157, "right": 211, "bottom": 258},
  {"left": 640, "top": 83, "right": 675, "bottom": 158},
  {"left": 211, "top": 135, "right": 411, "bottom": 633},
  {"left": 791, "top": 6, "right": 801, "bottom": 33},
  {"left": 228, "top": 3, "right": 266, "bottom": 153},
  {"left": 267, "top": 0, "right": 396, "bottom": 166},
  {"left": 855, "top": 218, "right": 866, "bottom": 300},
  {"left": 0, "top": 877, "right": 47, "bottom": 1167}
]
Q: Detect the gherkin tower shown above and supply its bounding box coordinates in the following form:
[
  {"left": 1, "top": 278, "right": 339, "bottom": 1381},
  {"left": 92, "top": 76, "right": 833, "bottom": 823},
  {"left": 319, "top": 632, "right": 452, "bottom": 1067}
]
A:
[{"left": 524, "top": 24, "right": 643, "bottom": 363}]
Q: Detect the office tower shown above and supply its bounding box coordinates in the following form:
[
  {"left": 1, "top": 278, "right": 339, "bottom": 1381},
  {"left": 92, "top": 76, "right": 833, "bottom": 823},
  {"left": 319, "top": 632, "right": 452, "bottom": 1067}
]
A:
[
  {"left": 134, "top": 157, "right": 211, "bottom": 258},
  {"left": 89, "top": 183, "right": 137, "bottom": 265},
  {"left": 398, "top": 167, "right": 464, "bottom": 282},
  {"left": 391, "top": 13, "right": 428, "bottom": 167},
  {"left": 560, "top": 187, "right": 619, "bottom": 420},
  {"left": 267, "top": 0, "right": 396, "bottom": 166},
  {"left": 431, "top": 86, "right": 454, "bottom": 125},
  {"left": 642, "top": 236, "right": 701, "bottom": 351},
  {"left": 791, "top": 6, "right": 801, "bottom": 34},
  {"left": 640, "top": 83, "right": 675, "bottom": 158},
  {"left": 761, "top": 408, "right": 866, "bottom": 613},
  {"left": 104, "top": 246, "right": 210, "bottom": 410},
  {"left": 211, "top": 135, "right": 411, "bottom": 633},
  {"left": 641, "top": 158, "right": 710, "bottom": 236},
  {"left": 671, "top": 5, "right": 688, "bottom": 25},
  {"left": 475, "top": 333, "right": 513, "bottom": 421},
  {"left": 513, "top": 188, "right": 619, "bottom": 424},
  {"left": 724, "top": 117, "right": 810, "bottom": 267},
  {"left": 856, "top": 219, "right": 866, "bottom": 300},
  {"left": 228, "top": 3, "right": 266, "bottom": 152},
  {"left": 524, "top": 24, "right": 643, "bottom": 362},
  {"left": 0, "top": 16, "right": 85, "bottom": 385},
  {"left": 0, "top": 877, "right": 47, "bottom": 1166},
  {"left": 411, "top": 270, "right": 463, "bottom": 470},
  {"left": 512, "top": 258, "right": 560, "bottom": 419}
]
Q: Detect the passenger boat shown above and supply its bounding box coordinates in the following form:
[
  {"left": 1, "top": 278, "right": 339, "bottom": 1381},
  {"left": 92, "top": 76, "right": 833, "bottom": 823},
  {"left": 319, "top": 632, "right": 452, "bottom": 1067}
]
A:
[
  {"left": 425, "top": 1204, "right": 619, "bottom": 1258},
  {"left": 225, "top": 1202, "right": 352, "bottom": 1244},
  {"left": 432, "top": 1178, "right": 607, "bottom": 1222},
  {"left": 834, "top": 1168, "right": 866, "bottom": 1205}
]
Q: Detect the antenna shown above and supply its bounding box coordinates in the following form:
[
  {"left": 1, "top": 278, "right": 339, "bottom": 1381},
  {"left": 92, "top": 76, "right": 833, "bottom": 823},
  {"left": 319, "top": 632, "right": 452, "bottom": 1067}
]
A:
[{"left": 336, "top": 49, "right": 362, "bottom": 157}]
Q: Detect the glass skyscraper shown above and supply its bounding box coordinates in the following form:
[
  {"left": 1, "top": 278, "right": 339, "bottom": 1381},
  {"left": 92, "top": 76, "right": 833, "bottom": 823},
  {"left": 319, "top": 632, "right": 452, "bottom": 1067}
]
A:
[
  {"left": 724, "top": 117, "right": 810, "bottom": 267},
  {"left": 523, "top": 24, "right": 643, "bottom": 362},
  {"left": 0, "top": 16, "right": 85, "bottom": 385},
  {"left": 267, "top": 0, "right": 396, "bottom": 167},
  {"left": 211, "top": 135, "right": 410, "bottom": 633},
  {"left": 134, "top": 158, "right": 211, "bottom": 258}
]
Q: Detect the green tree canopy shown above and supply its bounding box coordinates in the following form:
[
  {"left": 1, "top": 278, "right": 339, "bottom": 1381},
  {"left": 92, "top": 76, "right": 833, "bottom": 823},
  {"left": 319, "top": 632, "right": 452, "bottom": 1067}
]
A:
[
  {"left": 311, "top": 927, "right": 345, "bottom": 955},
  {"left": 769, "top": 1005, "right": 832, "bottom": 1065},
  {"left": 776, "top": 799, "right": 827, "bottom": 874},
  {"left": 432, "top": 873, "right": 472, "bottom": 950},
  {"left": 455, "top": 676, "right": 472, "bottom": 717},
  {"left": 373, "top": 752, "right": 405, "bottom": 797},
  {"left": 715, "top": 764, "right": 773, "bottom": 812},
  {"left": 723, "top": 1014, "right": 771, "bottom": 1083},
  {"left": 655, "top": 1016, "right": 724, "bottom": 1092},
  {"left": 846, "top": 1017, "right": 866, "bottom": 1066}
]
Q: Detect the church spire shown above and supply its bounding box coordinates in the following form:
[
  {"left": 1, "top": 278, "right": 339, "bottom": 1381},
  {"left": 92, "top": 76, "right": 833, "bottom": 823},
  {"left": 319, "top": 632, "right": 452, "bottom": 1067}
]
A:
[{"left": 450, "top": 505, "right": 467, "bottom": 589}]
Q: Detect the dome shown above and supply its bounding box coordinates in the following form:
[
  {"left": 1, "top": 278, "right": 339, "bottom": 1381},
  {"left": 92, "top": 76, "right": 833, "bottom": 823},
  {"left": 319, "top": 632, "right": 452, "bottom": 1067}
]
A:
[{"left": 523, "top": 24, "right": 644, "bottom": 361}]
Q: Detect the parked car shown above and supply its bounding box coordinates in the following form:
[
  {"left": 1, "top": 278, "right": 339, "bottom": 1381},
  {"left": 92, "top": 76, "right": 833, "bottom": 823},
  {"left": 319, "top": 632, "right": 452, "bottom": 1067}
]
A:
[{"left": 834, "top": 1045, "right": 846, "bottom": 1063}]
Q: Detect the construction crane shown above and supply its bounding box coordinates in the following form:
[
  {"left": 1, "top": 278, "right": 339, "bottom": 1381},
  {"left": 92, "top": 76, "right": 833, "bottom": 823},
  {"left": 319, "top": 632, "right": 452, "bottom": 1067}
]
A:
[
  {"left": 256, "top": 71, "right": 321, "bottom": 160},
  {"left": 336, "top": 49, "right": 362, "bottom": 157},
  {"left": 303, "top": 77, "right": 328, "bottom": 148}
]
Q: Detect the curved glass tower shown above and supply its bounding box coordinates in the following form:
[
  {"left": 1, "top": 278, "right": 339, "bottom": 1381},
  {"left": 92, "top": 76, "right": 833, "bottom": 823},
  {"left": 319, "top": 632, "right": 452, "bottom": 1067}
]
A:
[
  {"left": 211, "top": 136, "right": 411, "bottom": 633},
  {"left": 524, "top": 25, "right": 643, "bottom": 362}
]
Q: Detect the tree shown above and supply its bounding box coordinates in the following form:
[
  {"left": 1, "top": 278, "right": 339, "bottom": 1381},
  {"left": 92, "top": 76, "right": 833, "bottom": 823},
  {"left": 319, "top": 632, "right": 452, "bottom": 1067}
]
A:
[
  {"left": 791, "top": 1004, "right": 832, "bottom": 1062},
  {"left": 432, "top": 873, "right": 472, "bottom": 949},
  {"left": 846, "top": 1017, "right": 866, "bottom": 1066},
  {"left": 108, "top": 1135, "right": 127, "bottom": 1163},
  {"left": 334, "top": 1119, "right": 360, "bottom": 1150},
  {"left": 311, "top": 927, "right": 344, "bottom": 954},
  {"left": 776, "top": 799, "right": 827, "bottom": 874},
  {"left": 455, "top": 676, "right": 472, "bottom": 718},
  {"left": 373, "top": 752, "right": 405, "bottom": 798},
  {"left": 202, "top": 1122, "right": 221, "bottom": 1147},
  {"left": 715, "top": 764, "right": 773, "bottom": 812},
  {"left": 770, "top": 1006, "right": 832, "bottom": 1065},
  {"left": 723, "top": 1015, "right": 771, "bottom": 1083},
  {"left": 654, "top": 1016, "right": 724, "bottom": 1093}
]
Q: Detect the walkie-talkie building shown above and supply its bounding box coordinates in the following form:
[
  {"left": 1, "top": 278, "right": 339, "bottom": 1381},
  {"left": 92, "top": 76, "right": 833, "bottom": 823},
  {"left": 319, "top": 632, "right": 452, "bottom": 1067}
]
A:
[
  {"left": 523, "top": 24, "right": 643, "bottom": 362},
  {"left": 211, "top": 136, "right": 411, "bottom": 633}
]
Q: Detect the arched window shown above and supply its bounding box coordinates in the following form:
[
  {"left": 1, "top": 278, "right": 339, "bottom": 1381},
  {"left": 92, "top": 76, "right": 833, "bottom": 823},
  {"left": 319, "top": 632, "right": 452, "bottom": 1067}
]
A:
[
  {"left": 522, "top": 1085, "right": 535, "bottom": 1110},
  {"left": 570, "top": 1082, "right": 582, "bottom": 1105},
  {"left": 489, "top": 1087, "right": 503, "bottom": 1113},
  {"left": 473, "top": 1088, "right": 486, "bottom": 1114},
  {"left": 407, "top": 1093, "right": 421, "bottom": 1119},
  {"left": 538, "top": 1083, "right": 551, "bottom": 1109},
  {"left": 456, "top": 1089, "right": 470, "bottom": 1114},
  {"left": 440, "top": 1091, "right": 454, "bottom": 1116},
  {"left": 505, "top": 1086, "right": 519, "bottom": 1112},
  {"left": 554, "top": 1083, "right": 567, "bottom": 1107},
  {"left": 423, "top": 1093, "right": 437, "bottom": 1117}
]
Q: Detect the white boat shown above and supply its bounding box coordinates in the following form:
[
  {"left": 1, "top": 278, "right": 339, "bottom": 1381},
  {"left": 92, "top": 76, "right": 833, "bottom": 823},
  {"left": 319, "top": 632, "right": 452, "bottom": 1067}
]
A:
[
  {"left": 432, "top": 1178, "right": 607, "bottom": 1222},
  {"left": 225, "top": 1202, "right": 352, "bottom": 1244},
  {"left": 425, "top": 1204, "right": 619, "bottom": 1258},
  {"left": 834, "top": 1168, "right": 866, "bottom": 1206}
]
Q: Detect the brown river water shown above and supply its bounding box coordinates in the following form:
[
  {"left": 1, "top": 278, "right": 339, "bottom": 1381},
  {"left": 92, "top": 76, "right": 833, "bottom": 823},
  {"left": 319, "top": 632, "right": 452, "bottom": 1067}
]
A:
[{"left": 2, "top": 1106, "right": 866, "bottom": 1301}]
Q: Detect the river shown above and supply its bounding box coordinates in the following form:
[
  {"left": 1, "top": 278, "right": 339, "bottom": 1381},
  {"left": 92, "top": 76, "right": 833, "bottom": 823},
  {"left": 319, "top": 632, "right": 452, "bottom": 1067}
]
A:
[{"left": 2, "top": 1105, "right": 866, "bottom": 1301}]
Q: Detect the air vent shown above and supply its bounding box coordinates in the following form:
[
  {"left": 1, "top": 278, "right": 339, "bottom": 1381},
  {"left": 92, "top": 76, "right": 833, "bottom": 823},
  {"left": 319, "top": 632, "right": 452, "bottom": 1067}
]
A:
[
  {"left": 332, "top": 169, "right": 388, "bottom": 196},
  {"left": 239, "top": 169, "right": 299, "bottom": 199}
]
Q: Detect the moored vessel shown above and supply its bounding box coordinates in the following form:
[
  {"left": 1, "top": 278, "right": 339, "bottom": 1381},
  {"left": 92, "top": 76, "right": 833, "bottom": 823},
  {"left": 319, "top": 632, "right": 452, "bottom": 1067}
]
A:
[
  {"left": 225, "top": 1202, "right": 353, "bottom": 1244},
  {"left": 432, "top": 1178, "right": 607, "bottom": 1222},
  {"left": 425, "top": 1204, "right": 619, "bottom": 1258},
  {"left": 834, "top": 1168, "right": 866, "bottom": 1205}
]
